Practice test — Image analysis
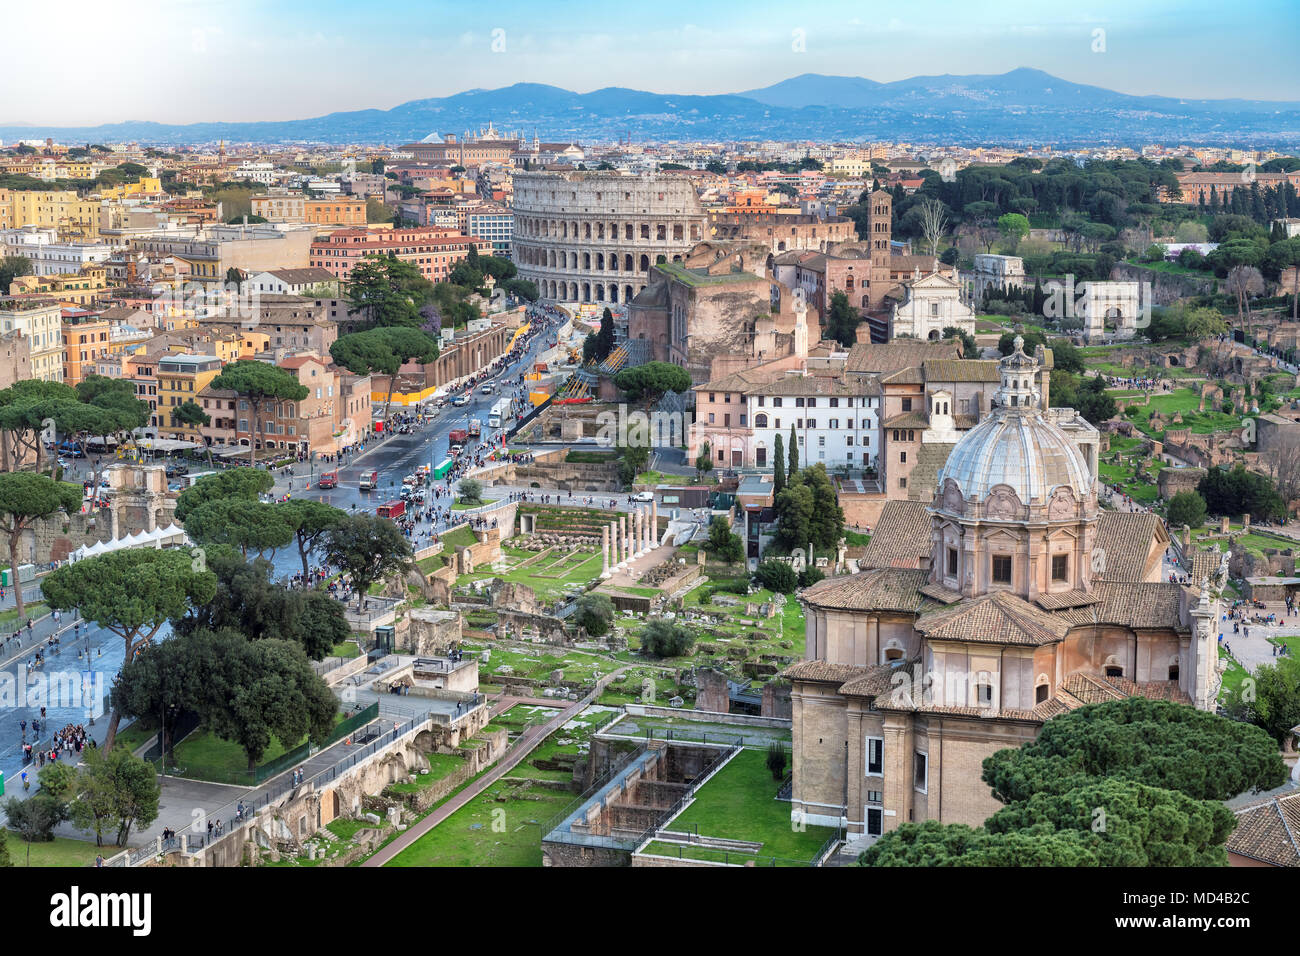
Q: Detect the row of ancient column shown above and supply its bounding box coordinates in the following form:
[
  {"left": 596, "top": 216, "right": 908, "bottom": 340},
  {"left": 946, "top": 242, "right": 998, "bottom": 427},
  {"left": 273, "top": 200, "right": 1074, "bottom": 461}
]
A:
[{"left": 600, "top": 499, "right": 659, "bottom": 578}]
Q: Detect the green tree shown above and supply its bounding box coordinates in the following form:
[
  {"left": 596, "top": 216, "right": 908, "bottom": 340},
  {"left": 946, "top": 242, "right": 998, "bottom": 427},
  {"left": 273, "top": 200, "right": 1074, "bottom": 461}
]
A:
[
  {"left": 798, "top": 464, "right": 844, "bottom": 551},
  {"left": 695, "top": 442, "right": 714, "bottom": 482},
  {"left": 982, "top": 697, "right": 1287, "bottom": 804},
  {"left": 458, "top": 478, "right": 483, "bottom": 505},
  {"left": 942, "top": 326, "right": 978, "bottom": 359},
  {"left": 825, "top": 290, "right": 860, "bottom": 347},
  {"left": 755, "top": 558, "right": 798, "bottom": 594},
  {"left": 190, "top": 629, "right": 338, "bottom": 770},
  {"left": 41, "top": 549, "right": 217, "bottom": 750},
  {"left": 1197, "top": 465, "right": 1284, "bottom": 521},
  {"left": 330, "top": 326, "right": 439, "bottom": 420},
  {"left": 613, "top": 362, "right": 691, "bottom": 403},
  {"left": 69, "top": 746, "right": 161, "bottom": 847},
  {"left": 705, "top": 515, "right": 744, "bottom": 564},
  {"left": 640, "top": 620, "right": 695, "bottom": 658},
  {"left": 788, "top": 424, "right": 798, "bottom": 476},
  {"left": 321, "top": 513, "right": 414, "bottom": 609},
  {"left": 174, "top": 468, "right": 273, "bottom": 522},
  {"left": 171, "top": 399, "right": 214, "bottom": 467},
  {"left": 774, "top": 483, "right": 813, "bottom": 551},
  {"left": 0, "top": 255, "right": 33, "bottom": 293},
  {"left": 1223, "top": 656, "right": 1300, "bottom": 746},
  {"left": 185, "top": 498, "right": 295, "bottom": 560},
  {"left": 175, "top": 549, "right": 345, "bottom": 660},
  {"left": 575, "top": 593, "right": 615, "bottom": 637},
  {"left": 617, "top": 442, "right": 650, "bottom": 488},
  {"left": 0, "top": 473, "right": 82, "bottom": 619},
  {"left": 278, "top": 498, "right": 346, "bottom": 581},
  {"left": 0, "top": 379, "right": 78, "bottom": 473},
  {"left": 1048, "top": 339, "right": 1085, "bottom": 374},
  {"left": 1166, "top": 490, "right": 1207, "bottom": 529},
  {"left": 861, "top": 820, "right": 1100, "bottom": 867},
  {"left": 773, "top": 433, "right": 786, "bottom": 493},
  {"left": 997, "top": 212, "right": 1031, "bottom": 247},
  {"left": 4, "top": 793, "right": 68, "bottom": 864},
  {"left": 208, "top": 361, "right": 309, "bottom": 468}
]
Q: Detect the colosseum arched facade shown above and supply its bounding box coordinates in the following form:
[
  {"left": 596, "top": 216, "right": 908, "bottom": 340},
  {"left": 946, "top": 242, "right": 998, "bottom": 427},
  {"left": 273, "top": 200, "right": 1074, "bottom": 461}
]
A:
[{"left": 511, "top": 170, "right": 707, "bottom": 305}]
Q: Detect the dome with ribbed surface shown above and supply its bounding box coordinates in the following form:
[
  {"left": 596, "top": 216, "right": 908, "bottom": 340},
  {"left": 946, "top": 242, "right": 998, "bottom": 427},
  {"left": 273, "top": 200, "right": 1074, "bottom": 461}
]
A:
[
  {"left": 936, "top": 336, "right": 1093, "bottom": 506},
  {"left": 937, "top": 409, "right": 1093, "bottom": 505}
]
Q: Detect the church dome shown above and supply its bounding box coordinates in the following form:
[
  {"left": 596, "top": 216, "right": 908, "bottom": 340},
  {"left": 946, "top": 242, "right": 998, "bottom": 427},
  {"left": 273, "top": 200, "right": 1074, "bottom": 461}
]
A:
[{"left": 936, "top": 336, "right": 1093, "bottom": 507}]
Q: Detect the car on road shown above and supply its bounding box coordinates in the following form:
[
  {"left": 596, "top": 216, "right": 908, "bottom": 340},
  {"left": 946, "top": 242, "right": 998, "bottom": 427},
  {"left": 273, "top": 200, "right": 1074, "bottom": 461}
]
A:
[
  {"left": 452, "top": 396, "right": 468, "bottom": 407},
  {"left": 633, "top": 491, "right": 655, "bottom": 502},
  {"left": 480, "top": 384, "right": 494, "bottom": 395}
]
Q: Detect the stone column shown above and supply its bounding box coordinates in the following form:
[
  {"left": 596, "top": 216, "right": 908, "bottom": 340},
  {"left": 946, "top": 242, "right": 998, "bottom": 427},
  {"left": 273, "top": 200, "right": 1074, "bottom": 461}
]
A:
[
  {"left": 601, "top": 525, "right": 611, "bottom": 579},
  {"left": 633, "top": 509, "right": 644, "bottom": 557},
  {"left": 650, "top": 500, "right": 658, "bottom": 548},
  {"left": 610, "top": 519, "right": 621, "bottom": 568},
  {"left": 620, "top": 514, "right": 628, "bottom": 566}
]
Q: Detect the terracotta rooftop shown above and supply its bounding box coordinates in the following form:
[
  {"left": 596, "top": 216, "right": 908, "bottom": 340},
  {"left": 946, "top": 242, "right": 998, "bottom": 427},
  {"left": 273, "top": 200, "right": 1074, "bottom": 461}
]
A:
[
  {"left": 915, "top": 590, "right": 1072, "bottom": 647},
  {"left": 859, "top": 500, "right": 932, "bottom": 569},
  {"left": 1053, "top": 582, "right": 1188, "bottom": 631},
  {"left": 1226, "top": 791, "right": 1300, "bottom": 867},
  {"left": 846, "top": 340, "right": 960, "bottom": 375},
  {"left": 800, "top": 567, "right": 932, "bottom": 614},
  {"left": 1092, "top": 511, "right": 1168, "bottom": 583}
]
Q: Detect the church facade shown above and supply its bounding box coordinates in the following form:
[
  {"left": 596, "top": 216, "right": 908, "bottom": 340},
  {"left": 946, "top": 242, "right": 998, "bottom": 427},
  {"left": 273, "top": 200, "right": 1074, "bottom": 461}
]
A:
[{"left": 786, "top": 338, "right": 1222, "bottom": 839}]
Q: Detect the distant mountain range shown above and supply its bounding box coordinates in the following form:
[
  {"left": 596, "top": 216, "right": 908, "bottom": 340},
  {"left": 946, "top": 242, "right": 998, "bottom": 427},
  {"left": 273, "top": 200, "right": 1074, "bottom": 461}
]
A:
[{"left": 4, "top": 69, "right": 1299, "bottom": 148}]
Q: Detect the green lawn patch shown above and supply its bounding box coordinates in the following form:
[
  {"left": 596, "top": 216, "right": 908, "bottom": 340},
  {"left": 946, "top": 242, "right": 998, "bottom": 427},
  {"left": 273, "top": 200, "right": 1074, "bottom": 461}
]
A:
[
  {"left": 667, "top": 749, "right": 832, "bottom": 864},
  {"left": 4, "top": 833, "right": 110, "bottom": 867}
]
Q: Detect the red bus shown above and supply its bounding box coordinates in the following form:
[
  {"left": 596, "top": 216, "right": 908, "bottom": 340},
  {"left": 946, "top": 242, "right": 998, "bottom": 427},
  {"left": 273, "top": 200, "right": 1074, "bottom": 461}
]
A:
[{"left": 376, "top": 500, "right": 406, "bottom": 519}]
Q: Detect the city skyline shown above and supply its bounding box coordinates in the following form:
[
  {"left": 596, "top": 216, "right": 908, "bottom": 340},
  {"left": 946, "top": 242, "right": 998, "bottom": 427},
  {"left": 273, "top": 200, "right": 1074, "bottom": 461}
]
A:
[{"left": 8, "top": 0, "right": 1299, "bottom": 126}]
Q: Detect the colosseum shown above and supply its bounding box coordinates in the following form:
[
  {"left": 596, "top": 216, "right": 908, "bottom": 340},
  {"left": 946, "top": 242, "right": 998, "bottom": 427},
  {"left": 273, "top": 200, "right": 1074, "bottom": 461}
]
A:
[{"left": 511, "top": 170, "right": 708, "bottom": 305}]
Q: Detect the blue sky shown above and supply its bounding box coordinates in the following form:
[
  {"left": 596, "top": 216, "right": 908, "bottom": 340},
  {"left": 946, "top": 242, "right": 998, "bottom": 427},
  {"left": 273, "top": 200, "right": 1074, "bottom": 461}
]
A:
[{"left": 12, "top": 0, "right": 1300, "bottom": 124}]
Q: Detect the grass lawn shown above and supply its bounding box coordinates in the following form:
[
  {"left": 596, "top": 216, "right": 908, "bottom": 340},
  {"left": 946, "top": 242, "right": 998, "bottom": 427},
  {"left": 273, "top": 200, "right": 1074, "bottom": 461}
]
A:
[
  {"left": 0, "top": 602, "right": 48, "bottom": 626},
  {"left": 637, "top": 470, "right": 710, "bottom": 486},
  {"left": 382, "top": 708, "right": 614, "bottom": 867},
  {"left": 4, "top": 833, "right": 111, "bottom": 867},
  {"left": 330, "top": 640, "right": 360, "bottom": 659},
  {"left": 1218, "top": 646, "right": 1249, "bottom": 702},
  {"left": 386, "top": 752, "right": 468, "bottom": 793},
  {"left": 666, "top": 749, "right": 832, "bottom": 864},
  {"left": 172, "top": 712, "right": 344, "bottom": 784}
]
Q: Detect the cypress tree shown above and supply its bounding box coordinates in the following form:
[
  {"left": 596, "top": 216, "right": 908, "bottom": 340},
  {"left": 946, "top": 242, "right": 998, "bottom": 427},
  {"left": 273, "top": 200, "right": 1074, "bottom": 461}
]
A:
[
  {"left": 788, "top": 424, "right": 799, "bottom": 477},
  {"left": 774, "top": 433, "right": 786, "bottom": 493}
]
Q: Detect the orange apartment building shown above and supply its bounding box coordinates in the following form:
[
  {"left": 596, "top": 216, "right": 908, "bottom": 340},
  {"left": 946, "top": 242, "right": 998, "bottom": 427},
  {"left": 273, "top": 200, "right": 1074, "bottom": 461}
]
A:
[{"left": 309, "top": 227, "right": 473, "bottom": 282}]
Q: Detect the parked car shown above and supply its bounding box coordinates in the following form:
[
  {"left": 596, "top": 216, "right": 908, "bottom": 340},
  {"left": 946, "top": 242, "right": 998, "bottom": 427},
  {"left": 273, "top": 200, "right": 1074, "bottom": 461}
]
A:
[
  {"left": 634, "top": 491, "right": 654, "bottom": 502},
  {"left": 452, "top": 396, "right": 469, "bottom": 407}
]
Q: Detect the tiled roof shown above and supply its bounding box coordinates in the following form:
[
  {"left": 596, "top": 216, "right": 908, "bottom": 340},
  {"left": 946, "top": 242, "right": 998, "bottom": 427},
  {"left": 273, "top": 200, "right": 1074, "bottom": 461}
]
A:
[
  {"left": 919, "top": 582, "right": 963, "bottom": 604},
  {"left": 880, "top": 367, "right": 925, "bottom": 385},
  {"left": 1053, "top": 582, "right": 1188, "bottom": 631},
  {"left": 922, "top": 359, "right": 1000, "bottom": 383},
  {"left": 800, "top": 567, "right": 931, "bottom": 613},
  {"left": 1183, "top": 547, "right": 1225, "bottom": 584},
  {"left": 1033, "top": 589, "right": 1101, "bottom": 610},
  {"left": 882, "top": 411, "right": 928, "bottom": 429},
  {"left": 1093, "top": 512, "right": 1168, "bottom": 582},
  {"left": 1227, "top": 791, "right": 1300, "bottom": 867},
  {"left": 781, "top": 660, "right": 874, "bottom": 685},
  {"left": 749, "top": 375, "right": 877, "bottom": 397},
  {"left": 915, "top": 590, "right": 1072, "bottom": 646},
  {"left": 846, "top": 340, "right": 960, "bottom": 375},
  {"left": 859, "top": 501, "right": 932, "bottom": 569},
  {"left": 836, "top": 663, "right": 902, "bottom": 698}
]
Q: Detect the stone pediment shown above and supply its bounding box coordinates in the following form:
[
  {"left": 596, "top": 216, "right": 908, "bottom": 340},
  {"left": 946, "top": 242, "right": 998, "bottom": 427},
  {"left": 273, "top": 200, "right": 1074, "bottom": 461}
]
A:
[{"left": 985, "top": 484, "right": 1023, "bottom": 521}]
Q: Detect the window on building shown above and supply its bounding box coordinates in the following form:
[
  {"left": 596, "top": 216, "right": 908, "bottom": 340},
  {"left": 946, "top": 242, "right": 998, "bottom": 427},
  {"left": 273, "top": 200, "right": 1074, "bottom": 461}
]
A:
[
  {"left": 1105, "top": 665, "right": 1124, "bottom": 678},
  {"left": 1051, "top": 554, "right": 1068, "bottom": 581},
  {"left": 914, "top": 752, "right": 928, "bottom": 793},
  {"left": 976, "top": 683, "right": 994, "bottom": 706},
  {"left": 992, "top": 555, "right": 1012, "bottom": 583},
  {"left": 773, "top": 397, "right": 782, "bottom": 407},
  {"left": 866, "top": 737, "right": 883, "bottom": 775},
  {"left": 1035, "top": 683, "right": 1050, "bottom": 704},
  {"left": 947, "top": 547, "right": 958, "bottom": 575},
  {"left": 899, "top": 451, "right": 907, "bottom": 463},
  {"left": 901, "top": 398, "right": 912, "bottom": 412},
  {"left": 755, "top": 414, "right": 768, "bottom": 428}
]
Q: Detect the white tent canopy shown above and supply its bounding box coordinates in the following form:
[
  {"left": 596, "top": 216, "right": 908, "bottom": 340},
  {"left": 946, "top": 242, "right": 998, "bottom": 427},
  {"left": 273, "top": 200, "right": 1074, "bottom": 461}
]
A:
[{"left": 69, "top": 524, "right": 190, "bottom": 563}]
